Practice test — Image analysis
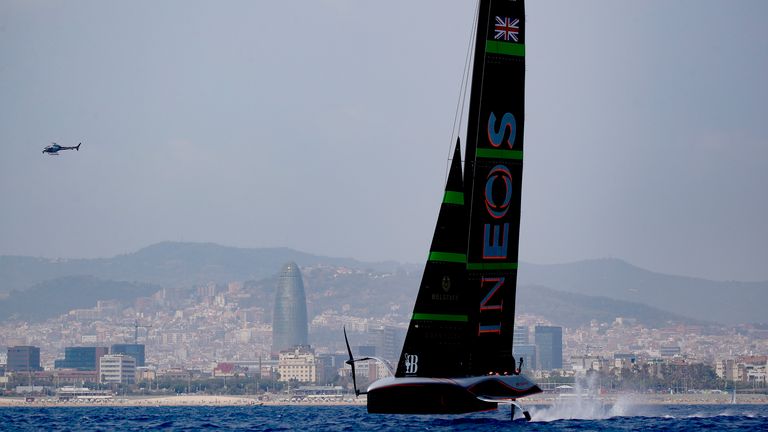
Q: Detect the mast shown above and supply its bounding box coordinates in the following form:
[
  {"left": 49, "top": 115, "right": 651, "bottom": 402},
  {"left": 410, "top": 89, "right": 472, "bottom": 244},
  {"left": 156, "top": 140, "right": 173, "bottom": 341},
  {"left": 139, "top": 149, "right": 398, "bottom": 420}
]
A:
[{"left": 463, "top": 0, "right": 526, "bottom": 375}]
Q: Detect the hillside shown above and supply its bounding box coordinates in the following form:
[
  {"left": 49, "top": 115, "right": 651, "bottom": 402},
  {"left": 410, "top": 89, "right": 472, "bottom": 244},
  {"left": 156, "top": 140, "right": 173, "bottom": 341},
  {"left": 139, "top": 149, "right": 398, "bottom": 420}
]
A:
[
  {"left": 0, "top": 275, "right": 160, "bottom": 322},
  {"left": 515, "top": 284, "right": 700, "bottom": 328},
  {"left": 1, "top": 243, "right": 765, "bottom": 325},
  {"left": 239, "top": 266, "right": 421, "bottom": 324},
  {"left": 238, "top": 271, "right": 698, "bottom": 329},
  {"left": 0, "top": 242, "right": 399, "bottom": 293},
  {"left": 518, "top": 259, "right": 768, "bottom": 325}
]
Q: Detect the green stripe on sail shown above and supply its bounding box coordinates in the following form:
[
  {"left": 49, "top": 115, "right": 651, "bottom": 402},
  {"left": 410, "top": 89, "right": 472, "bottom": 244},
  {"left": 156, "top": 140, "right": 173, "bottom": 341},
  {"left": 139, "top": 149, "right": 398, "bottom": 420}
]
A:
[
  {"left": 486, "top": 40, "right": 525, "bottom": 57},
  {"left": 443, "top": 191, "right": 464, "bottom": 205},
  {"left": 428, "top": 252, "right": 467, "bottom": 263},
  {"left": 476, "top": 148, "right": 523, "bottom": 160},
  {"left": 467, "top": 262, "right": 519, "bottom": 271},
  {"left": 412, "top": 313, "right": 468, "bottom": 322}
]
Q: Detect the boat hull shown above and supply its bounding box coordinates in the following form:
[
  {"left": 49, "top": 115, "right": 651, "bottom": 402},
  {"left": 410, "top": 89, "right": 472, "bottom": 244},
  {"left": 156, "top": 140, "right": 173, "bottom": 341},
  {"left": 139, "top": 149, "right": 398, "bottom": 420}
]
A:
[
  {"left": 366, "top": 375, "right": 541, "bottom": 414},
  {"left": 367, "top": 380, "right": 496, "bottom": 414}
]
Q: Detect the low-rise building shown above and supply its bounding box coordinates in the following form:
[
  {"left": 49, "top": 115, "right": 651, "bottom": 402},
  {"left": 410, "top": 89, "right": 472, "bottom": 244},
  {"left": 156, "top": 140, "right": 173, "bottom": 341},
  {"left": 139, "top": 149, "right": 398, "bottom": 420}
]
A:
[
  {"left": 157, "top": 368, "right": 190, "bottom": 380},
  {"left": 570, "top": 355, "right": 607, "bottom": 373},
  {"left": 53, "top": 369, "right": 99, "bottom": 385},
  {"left": 716, "top": 358, "right": 737, "bottom": 381},
  {"left": 56, "top": 386, "right": 113, "bottom": 401},
  {"left": 99, "top": 354, "right": 136, "bottom": 385},
  {"left": 278, "top": 345, "right": 318, "bottom": 383},
  {"left": 213, "top": 362, "right": 247, "bottom": 377},
  {"left": 136, "top": 366, "right": 156, "bottom": 382}
]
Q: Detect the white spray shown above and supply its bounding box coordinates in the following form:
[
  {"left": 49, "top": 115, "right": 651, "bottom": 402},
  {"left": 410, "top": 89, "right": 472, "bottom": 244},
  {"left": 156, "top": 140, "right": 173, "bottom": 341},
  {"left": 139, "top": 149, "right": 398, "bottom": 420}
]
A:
[{"left": 530, "top": 374, "right": 638, "bottom": 422}]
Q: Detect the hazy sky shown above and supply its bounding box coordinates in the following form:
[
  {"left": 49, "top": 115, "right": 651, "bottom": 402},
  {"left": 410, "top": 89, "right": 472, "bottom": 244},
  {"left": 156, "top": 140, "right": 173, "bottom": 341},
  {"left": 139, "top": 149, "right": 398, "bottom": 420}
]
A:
[{"left": 1, "top": 0, "right": 766, "bottom": 282}]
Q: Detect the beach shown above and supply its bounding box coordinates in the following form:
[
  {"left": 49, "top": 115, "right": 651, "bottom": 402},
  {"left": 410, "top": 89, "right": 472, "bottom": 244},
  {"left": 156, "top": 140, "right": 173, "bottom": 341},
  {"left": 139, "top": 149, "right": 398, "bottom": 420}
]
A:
[
  {"left": 1, "top": 392, "right": 765, "bottom": 407},
  {"left": 0, "top": 394, "right": 366, "bottom": 407}
]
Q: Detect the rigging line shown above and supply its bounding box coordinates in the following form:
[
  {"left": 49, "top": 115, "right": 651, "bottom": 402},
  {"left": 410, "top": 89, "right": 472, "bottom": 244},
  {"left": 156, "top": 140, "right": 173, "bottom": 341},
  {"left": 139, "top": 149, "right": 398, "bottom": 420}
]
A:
[
  {"left": 446, "top": 0, "right": 481, "bottom": 182},
  {"left": 458, "top": 0, "right": 480, "bottom": 145}
]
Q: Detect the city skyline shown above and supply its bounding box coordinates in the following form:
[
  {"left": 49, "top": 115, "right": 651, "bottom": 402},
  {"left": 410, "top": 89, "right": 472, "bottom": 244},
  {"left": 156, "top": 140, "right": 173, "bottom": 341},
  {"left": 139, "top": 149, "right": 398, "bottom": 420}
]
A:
[
  {"left": 0, "top": 258, "right": 764, "bottom": 398},
  {"left": 1, "top": 261, "right": 764, "bottom": 367}
]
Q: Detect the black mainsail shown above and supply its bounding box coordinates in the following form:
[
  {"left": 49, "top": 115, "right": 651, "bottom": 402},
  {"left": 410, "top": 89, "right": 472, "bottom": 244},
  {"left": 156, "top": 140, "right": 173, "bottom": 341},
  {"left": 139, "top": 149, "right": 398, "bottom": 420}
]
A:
[
  {"left": 397, "top": 0, "right": 526, "bottom": 378},
  {"left": 361, "top": 0, "right": 539, "bottom": 416},
  {"left": 463, "top": 0, "right": 526, "bottom": 376}
]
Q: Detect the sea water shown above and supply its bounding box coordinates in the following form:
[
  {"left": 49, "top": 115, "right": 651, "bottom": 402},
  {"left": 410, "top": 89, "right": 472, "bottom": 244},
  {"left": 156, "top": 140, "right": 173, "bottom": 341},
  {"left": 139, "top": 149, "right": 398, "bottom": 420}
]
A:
[{"left": 0, "top": 404, "right": 765, "bottom": 431}]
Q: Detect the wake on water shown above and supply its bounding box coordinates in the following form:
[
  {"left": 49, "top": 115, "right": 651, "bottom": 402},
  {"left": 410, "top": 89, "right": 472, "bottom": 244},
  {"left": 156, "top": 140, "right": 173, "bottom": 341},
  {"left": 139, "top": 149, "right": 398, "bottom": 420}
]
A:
[
  {"left": 530, "top": 394, "right": 637, "bottom": 422},
  {"left": 525, "top": 375, "right": 767, "bottom": 423},
  {"left": 528, "top": 375, "right": 638, "bottom": 422}
]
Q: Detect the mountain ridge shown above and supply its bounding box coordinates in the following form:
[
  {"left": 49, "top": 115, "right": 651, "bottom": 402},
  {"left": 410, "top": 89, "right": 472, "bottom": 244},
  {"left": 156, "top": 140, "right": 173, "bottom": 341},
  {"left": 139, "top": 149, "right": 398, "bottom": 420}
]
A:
[
  {"left": 0, "top": 271, "right": 698, "bottom": 328},
  {"left": 1, "top": 242, "right": 765, "bottom": 325},
  {"left": 0, "top": 241, "right": 402, "bottom": 293},
  {"left": 518, "top": 258, "right": 767, "bottom": 325},
  {"left": 0, "top": 275, "right": 159, "bottom": 322}
]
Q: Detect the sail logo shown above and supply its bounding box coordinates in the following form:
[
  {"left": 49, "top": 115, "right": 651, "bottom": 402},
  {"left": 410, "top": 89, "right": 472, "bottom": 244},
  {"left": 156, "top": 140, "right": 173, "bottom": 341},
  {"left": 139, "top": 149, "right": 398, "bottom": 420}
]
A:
[
  {"left": 483, "top": 223, "right": 509, "bottom": 259},
  {"left": 484, "top": 165, "right": 512, "bottom": 219},
  {"left": 479, "top": 277, "right": 504, "bottom": 311},
  {"left": 494, "top": 17, "right": 520, "bottom": 42},
  {"left": 482, "top": 112, "right": 516, "bottom": 260},
  {"left": 479, "top": 277, "right": 504, "bottom": 334},
  {"left": 487, "top": 112, "right": 516, "bottom": 148},
  {"left": 483, "top": 164, "right": 511, "bottom": 259},
  {"left": 404, "top": 354, "right": 419, "bottom": 374},
  {"left": 478, "top": 112, "right": 517, "bottom": 334}
]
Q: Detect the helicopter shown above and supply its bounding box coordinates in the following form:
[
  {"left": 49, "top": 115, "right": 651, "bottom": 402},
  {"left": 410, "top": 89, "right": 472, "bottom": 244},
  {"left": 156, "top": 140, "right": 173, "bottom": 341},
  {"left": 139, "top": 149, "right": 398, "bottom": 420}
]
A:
[{"left": 43, "top": 142, "right": 81, "bottom": 155}]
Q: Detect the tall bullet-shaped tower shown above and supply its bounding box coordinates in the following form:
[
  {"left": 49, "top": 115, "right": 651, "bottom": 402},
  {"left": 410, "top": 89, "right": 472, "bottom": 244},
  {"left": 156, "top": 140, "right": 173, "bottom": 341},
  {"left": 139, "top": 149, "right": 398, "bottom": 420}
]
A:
[{"left": 272, "top": 262, "right": 308, "bottom": 355}]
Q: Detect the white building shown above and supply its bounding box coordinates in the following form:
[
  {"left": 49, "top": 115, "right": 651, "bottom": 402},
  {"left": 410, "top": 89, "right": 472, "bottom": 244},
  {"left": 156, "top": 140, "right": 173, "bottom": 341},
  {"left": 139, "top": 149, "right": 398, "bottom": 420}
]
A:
[
  {"left": 716, "top": 356, "right": 767, "bottom": 384},
  {"left": 716, "top": 358, "right": 737, "bottom": 381},
  {"left": 278, "top": 346, "right": 318, "bottom": 383},
  {"left": 99, "top": 354, "right": 136, "bottom": 384}
]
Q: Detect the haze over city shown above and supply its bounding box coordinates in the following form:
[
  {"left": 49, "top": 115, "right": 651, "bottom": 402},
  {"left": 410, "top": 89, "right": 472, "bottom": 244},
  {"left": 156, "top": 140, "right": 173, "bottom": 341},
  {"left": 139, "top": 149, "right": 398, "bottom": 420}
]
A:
[
  {"left": 1, "top": 0, "right": 766, "bottom": 283},
  {"left": 0, "top": 2, "right": 767, "bottom": 427}
]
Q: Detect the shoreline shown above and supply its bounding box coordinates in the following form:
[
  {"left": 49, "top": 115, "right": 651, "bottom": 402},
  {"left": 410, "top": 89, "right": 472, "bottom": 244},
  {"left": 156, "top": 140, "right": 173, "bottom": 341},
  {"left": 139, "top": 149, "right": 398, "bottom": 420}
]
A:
[
  {"left": 0, "top": 393, "right": 765, "bottom": 407},
  {"left": 524, "top": 392, "right": 768, "bottom": 406}
]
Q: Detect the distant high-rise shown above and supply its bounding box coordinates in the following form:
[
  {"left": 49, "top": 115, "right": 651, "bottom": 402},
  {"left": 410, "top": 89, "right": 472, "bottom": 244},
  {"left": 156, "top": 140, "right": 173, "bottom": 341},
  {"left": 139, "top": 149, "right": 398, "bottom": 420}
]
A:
[
  {"left": 368, "top": 325, "right": 406, "bottom": 365},
  {"left": 54, "top": 347, "right": 109, "bottom": 370},
  {"left": 535, "top": 326, "right": 563, "bottom": 370},
  {"left": 111, "top": 344, "right": 146, "bottom": 367},
  {"left": 272, "top": 262, "right": 308, "bottom": 355},
  {"left": 7, "top": 346, "right": 42, "bottom": 372},
  {"left": 512, "top": 326, "right": 533, "bottom": 370},
  {"left": 513, "top": 325, "right": 530, "bottom": 345},
  {"left": 512, "top": 344, "right": 537, "bottom": 371}
]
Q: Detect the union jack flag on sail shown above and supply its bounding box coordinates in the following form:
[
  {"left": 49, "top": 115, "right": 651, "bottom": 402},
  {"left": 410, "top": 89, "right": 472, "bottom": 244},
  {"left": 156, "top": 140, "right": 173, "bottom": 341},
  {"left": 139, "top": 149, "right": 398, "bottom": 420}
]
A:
[{"left": 494, "top": 16, "right": 519, "bottom": 42}]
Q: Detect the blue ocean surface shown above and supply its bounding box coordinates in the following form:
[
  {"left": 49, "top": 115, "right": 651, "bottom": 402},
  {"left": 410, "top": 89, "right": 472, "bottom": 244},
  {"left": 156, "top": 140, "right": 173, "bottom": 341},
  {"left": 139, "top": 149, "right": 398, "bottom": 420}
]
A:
[{"left": 0, "top": 404, "right": 766, "bottom": 431}]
